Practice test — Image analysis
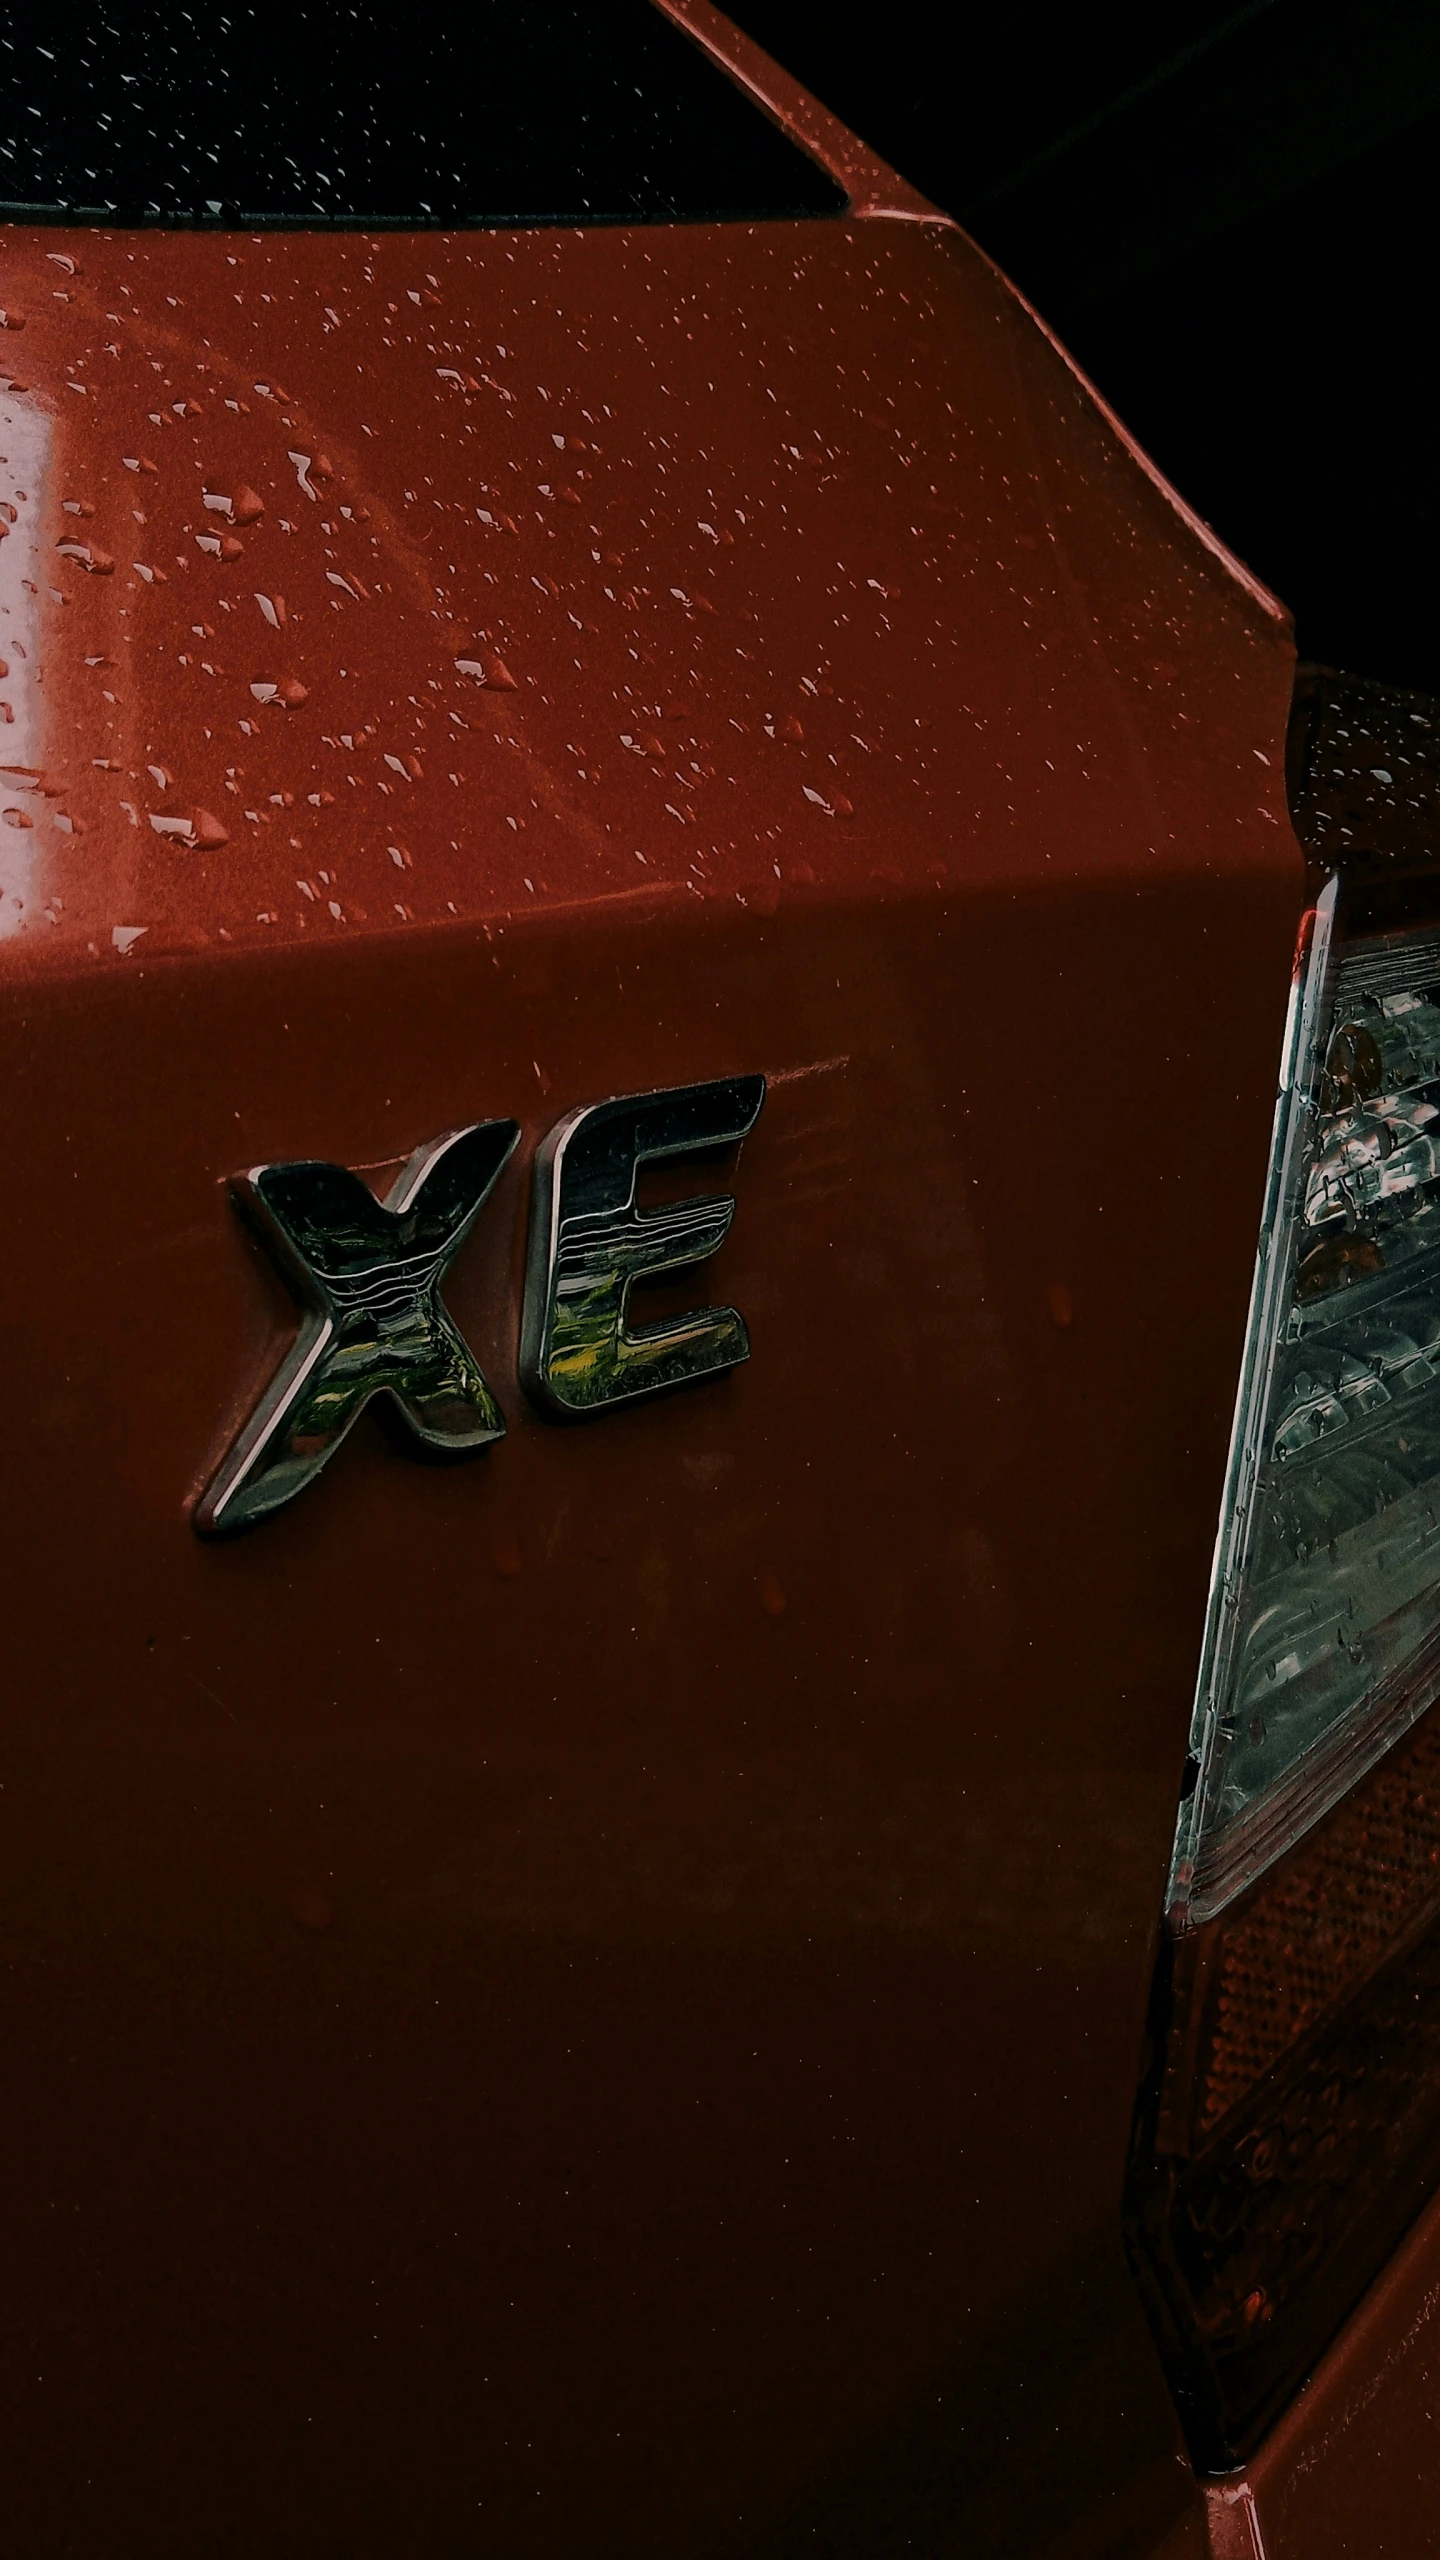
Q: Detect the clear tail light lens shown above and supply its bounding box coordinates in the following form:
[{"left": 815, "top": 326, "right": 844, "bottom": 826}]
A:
[
  {"left": 1172, "top": 880, "right": 1440, "bottom": 1926},
  {"left": 1128, "top": 672, "right": 1440, "bottom": 2467}
]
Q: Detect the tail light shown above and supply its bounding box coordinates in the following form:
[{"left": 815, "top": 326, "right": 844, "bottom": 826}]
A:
[{"left": 1127, "top": 671, "right": 1440, "bottom": 2467}]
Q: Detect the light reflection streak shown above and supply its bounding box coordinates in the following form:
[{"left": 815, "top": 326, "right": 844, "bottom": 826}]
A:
[{"left": 0, "top": 393, "right": 51, "bottom": 938}]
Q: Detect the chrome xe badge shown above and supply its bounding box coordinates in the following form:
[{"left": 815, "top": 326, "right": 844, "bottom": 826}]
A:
[{"left": 197, "top": 1075, "right": 764, "bottom": 1535}]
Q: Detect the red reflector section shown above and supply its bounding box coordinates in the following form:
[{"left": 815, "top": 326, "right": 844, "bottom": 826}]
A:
[
  {"left": 1130, "top": 1689, "right": 1440, "bottom": 2467},
  {"left": 1198, "top": 1709, "right": 1440, "bottom": 2136}
]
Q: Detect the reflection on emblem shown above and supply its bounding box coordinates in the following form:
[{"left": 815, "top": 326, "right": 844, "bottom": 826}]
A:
[
  {"left": 520, "top": 1076, "right": 766, "bottom": 1416},
  {"left": 195, "top": 1076, "right": 764, "bottom": 1533},
  {"left": 195, "top": 1119, "right": 519, "bottom": 1535}
]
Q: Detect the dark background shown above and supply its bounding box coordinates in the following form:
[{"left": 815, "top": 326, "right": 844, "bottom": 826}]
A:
[{"left": 731, "top": 0, "right": 1440, "bottom": 696}]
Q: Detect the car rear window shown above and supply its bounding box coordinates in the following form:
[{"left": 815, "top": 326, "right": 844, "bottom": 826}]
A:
[{"left": 0, "top": 0, "right": 845, "bottom": 228}]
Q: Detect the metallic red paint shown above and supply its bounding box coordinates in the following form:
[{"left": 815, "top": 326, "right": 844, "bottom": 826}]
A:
[
  {"left": 1220, "top": 2178, "right": 1440, "bottom": 2557},
  {"left": 0, "top": 15, "right": 1315, "bottom": 2550}
]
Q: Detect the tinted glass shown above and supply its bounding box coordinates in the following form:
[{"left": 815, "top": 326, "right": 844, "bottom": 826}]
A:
[{"left": 0, "top": 0, "right": 845, "bottom": 226}]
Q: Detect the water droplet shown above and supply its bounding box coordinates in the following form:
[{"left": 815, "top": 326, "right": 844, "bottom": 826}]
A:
[
  {"left": 56, "top": 539, "right": 115, "bottom": 575},
  {"left": 455, "top": 652, "right": 516, "bottom": 690}
]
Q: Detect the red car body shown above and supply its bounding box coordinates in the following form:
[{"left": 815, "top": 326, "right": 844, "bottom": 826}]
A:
[{"left": 1, "top": 4, "right": 1435, "bottom": 2550}]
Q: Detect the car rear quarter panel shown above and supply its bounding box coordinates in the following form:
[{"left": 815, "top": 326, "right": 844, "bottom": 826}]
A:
[{"left": 0, "top": 194, "right": 1301, "bottom": 2551}]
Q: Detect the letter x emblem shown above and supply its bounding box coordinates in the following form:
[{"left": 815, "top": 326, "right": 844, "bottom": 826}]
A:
[{"left": 196, "top": 1120, "right": 519, "bottom": 1535}]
